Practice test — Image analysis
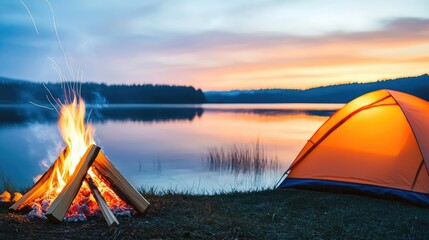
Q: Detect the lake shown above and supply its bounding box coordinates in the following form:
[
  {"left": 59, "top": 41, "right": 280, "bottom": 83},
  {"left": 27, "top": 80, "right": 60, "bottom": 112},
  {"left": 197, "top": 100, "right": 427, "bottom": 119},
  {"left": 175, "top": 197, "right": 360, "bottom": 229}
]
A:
[{"left": 0, "top": 103, "right": 342, "bottom": 194}]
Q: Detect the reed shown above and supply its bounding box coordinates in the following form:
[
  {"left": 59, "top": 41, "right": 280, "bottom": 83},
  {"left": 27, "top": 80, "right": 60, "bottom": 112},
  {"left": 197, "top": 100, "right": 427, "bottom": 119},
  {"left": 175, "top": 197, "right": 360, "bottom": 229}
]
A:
[
  {"left": 205, "top": 139, "right": 280, "bottom": 175},
  {"left": 0, "top": 167, "right": 17, "bottom": 193}
]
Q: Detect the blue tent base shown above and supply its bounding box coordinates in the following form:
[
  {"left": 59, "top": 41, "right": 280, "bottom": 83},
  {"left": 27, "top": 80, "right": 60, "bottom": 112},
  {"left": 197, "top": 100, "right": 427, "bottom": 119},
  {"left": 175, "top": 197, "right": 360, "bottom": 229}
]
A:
[{"left": 278, "top": 178, "right": 429, "bottom": 207}]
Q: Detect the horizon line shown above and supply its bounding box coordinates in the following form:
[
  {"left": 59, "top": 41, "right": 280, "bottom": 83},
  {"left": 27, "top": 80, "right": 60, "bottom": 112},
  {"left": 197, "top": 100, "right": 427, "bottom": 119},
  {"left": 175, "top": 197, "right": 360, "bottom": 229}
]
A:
[{"left": 1, "top": 73, "right": 428, "bottom": 92}]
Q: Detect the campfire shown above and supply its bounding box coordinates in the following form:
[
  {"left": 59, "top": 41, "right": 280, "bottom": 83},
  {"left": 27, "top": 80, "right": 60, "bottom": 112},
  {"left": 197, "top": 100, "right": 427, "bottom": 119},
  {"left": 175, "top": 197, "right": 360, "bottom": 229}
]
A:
[{"left": 7, "top": 95, "right": 149, "bottom": 226}]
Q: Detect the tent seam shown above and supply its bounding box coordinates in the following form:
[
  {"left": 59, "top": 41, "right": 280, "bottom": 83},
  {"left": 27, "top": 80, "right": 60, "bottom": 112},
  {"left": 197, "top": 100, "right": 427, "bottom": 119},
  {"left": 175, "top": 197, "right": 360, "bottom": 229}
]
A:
[
  {"left": 286, "top": 94, "right": 392, "bottom": 172},
  {"left": 387, "top": 90, "right": 428, "bottom": 187},
  {"left": 411, "top": 159, "right": 424, "bottom": 190}
]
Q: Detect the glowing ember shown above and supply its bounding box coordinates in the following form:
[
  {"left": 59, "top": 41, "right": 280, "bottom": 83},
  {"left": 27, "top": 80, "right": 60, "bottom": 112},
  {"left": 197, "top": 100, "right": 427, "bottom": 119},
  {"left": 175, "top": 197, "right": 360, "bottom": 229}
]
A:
[{"left": 28, "top": 96, "right": 132, "bottom": 220}]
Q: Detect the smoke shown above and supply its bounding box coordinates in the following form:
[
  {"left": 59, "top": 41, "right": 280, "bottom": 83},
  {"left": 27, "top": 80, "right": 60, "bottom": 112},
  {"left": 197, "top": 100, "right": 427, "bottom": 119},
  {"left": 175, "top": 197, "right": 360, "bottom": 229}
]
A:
[
  {"left": 84, "top": 91, "right": 108, "bottom": 147},
  {"left": 17, "top": 0, "right": 105, "bottom": 181},
  {"left": 91, "top": 91, "right": 108, "bottom": 106},
  {"left": 82, "top": 91, "right": 107, "bottom": 123},
  {"left": 27, "top": 122, "right": 64, "bottom": 180}
]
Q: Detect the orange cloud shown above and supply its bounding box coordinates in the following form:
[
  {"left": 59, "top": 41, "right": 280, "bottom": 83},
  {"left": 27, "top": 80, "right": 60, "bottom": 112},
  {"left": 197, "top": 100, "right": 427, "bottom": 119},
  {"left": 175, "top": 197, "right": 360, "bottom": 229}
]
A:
[{"left": 98, "top": 18, "right": 429, "bottom": 90}]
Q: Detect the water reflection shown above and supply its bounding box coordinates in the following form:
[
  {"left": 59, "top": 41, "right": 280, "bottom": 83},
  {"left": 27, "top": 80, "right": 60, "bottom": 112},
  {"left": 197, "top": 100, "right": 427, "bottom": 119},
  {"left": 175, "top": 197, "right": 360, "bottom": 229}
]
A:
[
  {"left": 0, "top": 105, "right": 204, "bottom": 125},
  {"left": 0, "top": 104, "right": 339, "bottom": 194},
  {"left": 0, "top": 104, "right": 339, "bottom": 125}
]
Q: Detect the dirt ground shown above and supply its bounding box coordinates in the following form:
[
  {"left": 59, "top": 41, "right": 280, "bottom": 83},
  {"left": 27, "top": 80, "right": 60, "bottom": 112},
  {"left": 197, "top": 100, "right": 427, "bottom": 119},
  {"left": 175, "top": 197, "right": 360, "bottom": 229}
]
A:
[{"left": 1, "top": 190, "right": 429, "bottom": 239}]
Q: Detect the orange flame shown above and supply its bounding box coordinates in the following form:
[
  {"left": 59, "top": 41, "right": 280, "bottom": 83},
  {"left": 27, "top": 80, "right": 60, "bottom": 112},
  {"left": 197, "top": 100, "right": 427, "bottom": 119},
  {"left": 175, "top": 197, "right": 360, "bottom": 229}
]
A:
[
  {"left": 54, "top": 97, "right": 94, "bottom": 195},
  {"left": 30, "top": 95, "right": 131, "bottom": 220}
]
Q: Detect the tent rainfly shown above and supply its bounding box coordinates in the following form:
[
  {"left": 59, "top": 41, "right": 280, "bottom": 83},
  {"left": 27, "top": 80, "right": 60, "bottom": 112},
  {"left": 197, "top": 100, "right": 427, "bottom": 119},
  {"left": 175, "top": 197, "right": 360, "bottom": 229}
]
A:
[{"left": 277, "top": 89, "right": 429, "bottom": 205}]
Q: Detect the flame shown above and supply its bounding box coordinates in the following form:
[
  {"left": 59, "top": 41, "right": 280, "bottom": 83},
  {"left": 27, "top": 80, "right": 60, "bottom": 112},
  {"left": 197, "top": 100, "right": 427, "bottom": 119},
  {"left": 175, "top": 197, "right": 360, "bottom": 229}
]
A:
[
  {"left": 29, "top": 96, "right": 132, "bottom": 220},
  {"left": 52, "top": 97, "right": 94, "bottom": 194}
]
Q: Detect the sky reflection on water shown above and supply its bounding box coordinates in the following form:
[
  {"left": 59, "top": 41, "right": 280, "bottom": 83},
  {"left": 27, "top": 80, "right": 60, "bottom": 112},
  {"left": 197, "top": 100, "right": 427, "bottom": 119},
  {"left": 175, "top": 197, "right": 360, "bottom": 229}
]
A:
[{"left": 0, "top": 104, "right": 339, "bottom": 194}]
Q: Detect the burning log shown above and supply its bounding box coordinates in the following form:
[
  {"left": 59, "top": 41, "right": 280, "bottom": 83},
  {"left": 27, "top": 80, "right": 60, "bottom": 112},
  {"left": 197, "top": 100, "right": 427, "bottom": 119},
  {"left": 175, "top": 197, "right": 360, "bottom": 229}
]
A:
[
  {"left": 8, "top": 96, "right": 150, "bottom": 225},
  {"left": 9, "top": 145, "right": 149, "bottom": 225},
  {"left": 9, "top": 148, "right": 68, "bottom": 211},
  {"left": 45, "top": 145, "right": 100, "bottom": 223},
  {"left": 93, "top": 151, "right": 150, "bottom": 214},
  {"left": 85, "top": 176, "right": 119, "bottom": 227}
]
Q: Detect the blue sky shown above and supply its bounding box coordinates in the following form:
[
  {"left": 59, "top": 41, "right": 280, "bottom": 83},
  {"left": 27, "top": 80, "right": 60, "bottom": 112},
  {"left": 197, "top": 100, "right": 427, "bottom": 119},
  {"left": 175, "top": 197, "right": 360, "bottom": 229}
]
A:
[{"left": 1, "top": 0, "right": 429, "bottom": 90}]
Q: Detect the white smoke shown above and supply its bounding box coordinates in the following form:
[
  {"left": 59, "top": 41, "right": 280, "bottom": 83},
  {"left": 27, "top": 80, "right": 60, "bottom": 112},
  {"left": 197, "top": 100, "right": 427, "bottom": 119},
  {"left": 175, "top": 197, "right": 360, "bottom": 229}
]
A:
[{"left": 26, "top": 122, "right": 64, "bottom": 183}]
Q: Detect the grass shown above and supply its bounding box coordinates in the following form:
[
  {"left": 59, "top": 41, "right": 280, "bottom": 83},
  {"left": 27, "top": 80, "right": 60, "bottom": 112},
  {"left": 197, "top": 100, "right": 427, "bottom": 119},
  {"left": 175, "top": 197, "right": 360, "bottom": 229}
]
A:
[
  {"left": 2, "top": 153, "right": 429, "bottom": 239},
  {"left": 204, "top": 139, "right": 281, "bottom": 175},
  {"left": 0, "top": 167, "right": 31, "bottom": 195},
  {"left": 0, "top": 167, "right": 17, "bottom": 193},
  {"left": 2, "top": 189, "right": 429, "bottom": 239}
]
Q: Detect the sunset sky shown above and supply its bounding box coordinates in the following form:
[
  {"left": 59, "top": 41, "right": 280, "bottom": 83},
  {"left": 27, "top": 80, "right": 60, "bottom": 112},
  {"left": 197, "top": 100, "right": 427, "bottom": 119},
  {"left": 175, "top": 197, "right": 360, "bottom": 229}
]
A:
[{"left": 1, "top": 0, "right": 428, "bottom": 90}]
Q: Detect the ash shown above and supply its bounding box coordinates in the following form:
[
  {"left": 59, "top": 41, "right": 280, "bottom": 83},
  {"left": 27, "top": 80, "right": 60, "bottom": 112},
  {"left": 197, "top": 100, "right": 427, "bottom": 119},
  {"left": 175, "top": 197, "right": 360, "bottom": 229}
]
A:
[
  {"left": 64, "top": 213, "right": 86, "bottom": 222},
  {"left": 27, "top": 197, "right": 134, "bottom": 221},
  {"left": 27, "top": 199, "right": 50, "bottom": 220}
]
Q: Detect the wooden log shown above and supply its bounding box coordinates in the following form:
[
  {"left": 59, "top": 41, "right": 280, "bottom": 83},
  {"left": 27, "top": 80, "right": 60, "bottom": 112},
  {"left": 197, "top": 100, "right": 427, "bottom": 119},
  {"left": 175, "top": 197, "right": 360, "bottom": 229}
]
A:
[
  {"left": 85, "top": 176, "right": 119, "bottom": 227},
  {"left": 45, "top": 145, "right": 100, "bottom": 223},
  {"left": 9, "top": 148, "right": 68, "bottom": 211},
  {"left": 93, "top": 151, "right": 150, "bottom": 214}
]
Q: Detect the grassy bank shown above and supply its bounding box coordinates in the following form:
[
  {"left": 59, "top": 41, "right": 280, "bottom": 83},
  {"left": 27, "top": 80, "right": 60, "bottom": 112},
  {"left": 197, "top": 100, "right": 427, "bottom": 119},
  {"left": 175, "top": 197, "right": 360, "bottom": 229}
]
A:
[{"left": 1, "top": 189, "right": 429, "bottom": 239}]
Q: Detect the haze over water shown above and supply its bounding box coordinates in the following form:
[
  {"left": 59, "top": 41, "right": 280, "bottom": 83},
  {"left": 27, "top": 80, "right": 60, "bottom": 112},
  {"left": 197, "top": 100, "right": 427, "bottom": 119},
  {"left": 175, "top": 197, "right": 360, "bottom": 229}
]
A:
[{"left": 0, "top": 103, "right": 341, "bottom": 194}]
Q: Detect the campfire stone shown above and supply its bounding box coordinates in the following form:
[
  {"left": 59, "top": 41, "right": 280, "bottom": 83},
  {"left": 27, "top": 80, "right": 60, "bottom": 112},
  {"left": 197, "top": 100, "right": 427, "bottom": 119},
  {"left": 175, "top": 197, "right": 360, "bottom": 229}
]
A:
[{"left": 0, "top": 191, "right": 11, "bottom": 202}]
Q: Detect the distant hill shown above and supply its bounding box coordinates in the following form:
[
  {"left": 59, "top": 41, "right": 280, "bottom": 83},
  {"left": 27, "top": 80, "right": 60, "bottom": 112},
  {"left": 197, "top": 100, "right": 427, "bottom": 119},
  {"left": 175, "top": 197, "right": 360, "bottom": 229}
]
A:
[
  {"left": 0, "top": 76, "right": 29, "bottom": 84},
  {"left": 2, "top": 74, "right": 428, "bottom": 104},
  {"left": 0, "top": 78, "right": 206, "bottom": 104},
  {"left": 205, "top": 74, "right": 429, "bottom": 103}
]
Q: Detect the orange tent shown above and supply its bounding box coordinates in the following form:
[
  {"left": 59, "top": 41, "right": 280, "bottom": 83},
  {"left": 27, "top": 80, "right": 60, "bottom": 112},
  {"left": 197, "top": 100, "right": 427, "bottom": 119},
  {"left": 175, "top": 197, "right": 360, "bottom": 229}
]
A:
[{"left": 277, "top": 89, "right": 429, "bottom": 205}]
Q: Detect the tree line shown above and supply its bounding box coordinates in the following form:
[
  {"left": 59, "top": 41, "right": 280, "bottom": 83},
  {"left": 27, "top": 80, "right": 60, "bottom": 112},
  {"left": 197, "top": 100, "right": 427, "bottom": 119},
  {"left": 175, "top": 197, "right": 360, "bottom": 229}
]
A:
[
  {"left": 205, "top": 74, "right": 429, "bottom": 103},
  {"left": 0, "top": 80, "right": 206, "bottom": 104}
]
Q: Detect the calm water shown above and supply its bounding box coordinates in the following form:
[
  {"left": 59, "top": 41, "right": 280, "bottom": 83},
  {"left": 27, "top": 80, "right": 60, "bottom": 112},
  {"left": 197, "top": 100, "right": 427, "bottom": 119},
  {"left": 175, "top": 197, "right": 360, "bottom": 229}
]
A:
[{"left": 0, "top": 104, "right": 341, "bottom": 194}]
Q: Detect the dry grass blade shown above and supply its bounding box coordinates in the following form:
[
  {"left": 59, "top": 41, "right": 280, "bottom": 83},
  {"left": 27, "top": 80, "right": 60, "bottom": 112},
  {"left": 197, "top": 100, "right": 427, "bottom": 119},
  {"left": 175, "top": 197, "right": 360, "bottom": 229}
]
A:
[{"left": 205, "top": 140, "right": 280, "bottom": 175}]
